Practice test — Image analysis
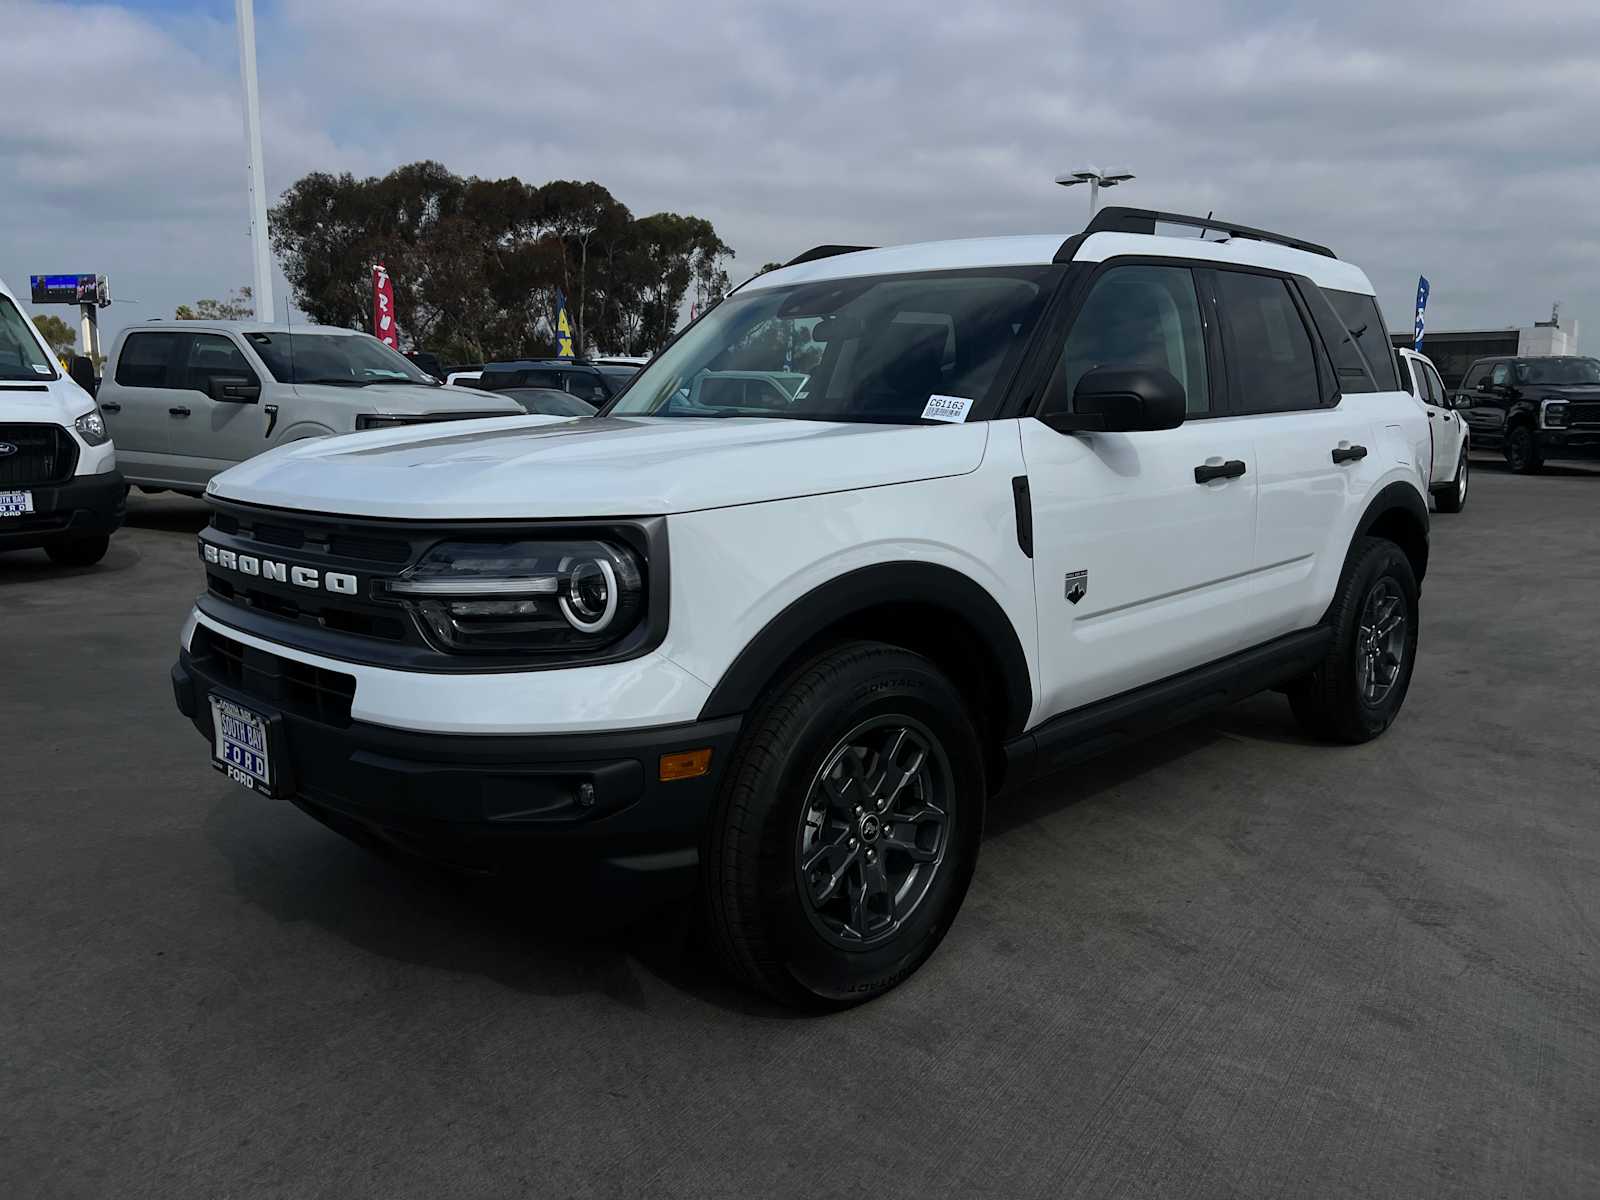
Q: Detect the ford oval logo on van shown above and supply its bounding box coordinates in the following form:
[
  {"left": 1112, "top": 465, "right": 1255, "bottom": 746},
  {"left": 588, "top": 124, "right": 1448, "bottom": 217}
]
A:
[{"left": 0, "top": 442, "right": 18, "bottom": 458}]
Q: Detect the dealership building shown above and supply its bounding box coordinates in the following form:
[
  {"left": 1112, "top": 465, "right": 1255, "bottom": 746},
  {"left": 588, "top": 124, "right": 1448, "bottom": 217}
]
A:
[{"left": 1391, "top": 313, "right": 1581, "bottom": 388}]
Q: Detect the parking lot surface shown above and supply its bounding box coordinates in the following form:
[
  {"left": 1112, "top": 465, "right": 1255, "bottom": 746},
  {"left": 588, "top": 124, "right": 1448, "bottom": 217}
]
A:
[{"left": 3, "top": 459, "right": 1598, "bottom": 1199}]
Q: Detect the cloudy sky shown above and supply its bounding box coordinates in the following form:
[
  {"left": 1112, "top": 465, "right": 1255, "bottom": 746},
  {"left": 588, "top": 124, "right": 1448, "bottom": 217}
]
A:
[{"left": 5, "top": 0, "right": 1599, "bottom": 349}]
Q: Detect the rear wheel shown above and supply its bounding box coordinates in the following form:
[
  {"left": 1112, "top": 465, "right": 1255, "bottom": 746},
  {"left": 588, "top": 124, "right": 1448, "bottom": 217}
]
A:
[
  {"left": 702, "top": 642, "right": 984, "bottom": 1008},
  {"left": 1433, "top": 448, "right": 1468, "bottom": 513},
  {"left": 1289, "top": 537, "right": 1419, "bottom": 744},
  {"left": 44, "top": 535, "right": 110, "bottom": 567},
  {"left": 1505, "top": 425, "right": 1542, "bottom": 474}
]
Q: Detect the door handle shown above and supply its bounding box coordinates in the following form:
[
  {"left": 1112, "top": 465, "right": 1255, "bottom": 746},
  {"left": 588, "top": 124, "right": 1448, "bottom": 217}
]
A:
[
  {"left": 100, "top": 401, "right": 121, "bottom": 413},
  {"left": 1194, "top": 459, "right": 1247, "bottom": 484},
  {"left": 169, "top": 406, "right": 191, "bottom": 417},
  {"left": 1331, "top": 445, "right": 1368, "bottom": 464}
]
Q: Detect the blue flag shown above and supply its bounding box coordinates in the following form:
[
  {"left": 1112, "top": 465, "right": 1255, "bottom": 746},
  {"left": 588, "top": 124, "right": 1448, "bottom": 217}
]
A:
[
  {"left": 555, "top": 289, "right": 574, "bottom": 359},
  {"left": 1413, "top": 275, "right": 1430, "bottom": 352}
]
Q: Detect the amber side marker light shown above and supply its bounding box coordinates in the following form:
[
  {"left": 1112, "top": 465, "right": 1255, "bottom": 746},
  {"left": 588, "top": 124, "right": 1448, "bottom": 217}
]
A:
[{"left": 659, "top": 748, "right": 713, "bottom": 781}]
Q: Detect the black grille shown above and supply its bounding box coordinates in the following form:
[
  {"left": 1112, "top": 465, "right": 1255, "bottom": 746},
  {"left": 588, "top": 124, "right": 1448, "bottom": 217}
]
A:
[
  {"left": 192, "top": 625, "right": 356, "bottom": 728},
  {"left": 1567, "top": 401, "right": 1600, "bottom": 428},
  {"left": 0, "top": 424, "right": 77, "bottom": 487}
]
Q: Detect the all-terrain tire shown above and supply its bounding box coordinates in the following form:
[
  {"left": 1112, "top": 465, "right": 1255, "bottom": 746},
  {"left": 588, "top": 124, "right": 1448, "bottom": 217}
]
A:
[
  {"left": 701, "top": 641, "right": 984, "bottom": 1009},
  {"left": 1288, "top": 537, "right": 1419, "bottom": 744}
]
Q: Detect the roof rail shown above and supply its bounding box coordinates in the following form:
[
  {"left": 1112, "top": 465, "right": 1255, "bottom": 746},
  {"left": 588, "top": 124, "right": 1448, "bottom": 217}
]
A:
[
  {"left": 785, "top": 244, "right": 876, "bottom": 267},
  {"left": 1057, "top": 206, "right": 1336, "bottom": 261}
]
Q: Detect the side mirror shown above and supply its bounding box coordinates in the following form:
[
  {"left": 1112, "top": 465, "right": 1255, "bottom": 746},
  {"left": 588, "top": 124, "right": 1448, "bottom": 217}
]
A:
[
  {"left": 208, "top": 375, "right": 261, "bottom": 404},
  {"left": 1042, "top": 366, "right": 1187, "bottom": 434},
  {"left": 68, "top": 355, "right": 98, "bottom": 397}
]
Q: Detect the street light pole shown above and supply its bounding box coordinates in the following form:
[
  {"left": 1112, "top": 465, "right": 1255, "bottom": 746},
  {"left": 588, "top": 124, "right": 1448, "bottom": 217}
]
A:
[
  {"left": 235, "top": 0, "right": 276, "bottom": 323},
  {"left": 1055, "top": 166, "right": 1136, "bottom": 223}
]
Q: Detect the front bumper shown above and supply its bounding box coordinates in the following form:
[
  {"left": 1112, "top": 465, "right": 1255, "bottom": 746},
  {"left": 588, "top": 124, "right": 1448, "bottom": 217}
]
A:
[
  {"left": 172, "top": 637, "right": 742, "bottom": 882},
  {"left": 0, "top": 469, "right": 126, "bottom": 550},
  {"left": 1535, "top": 429, "right": 1600, "bottom": 459}
]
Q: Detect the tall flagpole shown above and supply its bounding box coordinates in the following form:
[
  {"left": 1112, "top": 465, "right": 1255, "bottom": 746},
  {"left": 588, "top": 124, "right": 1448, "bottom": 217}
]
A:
[{"left": 236, "top": 0, "right": 276, "bottom": 322}]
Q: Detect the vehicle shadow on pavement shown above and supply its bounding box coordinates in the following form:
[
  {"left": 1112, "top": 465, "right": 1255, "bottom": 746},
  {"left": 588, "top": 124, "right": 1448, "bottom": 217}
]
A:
[
  {"left": 200, "top": 694, "right": 1319, "bottom": 1017},
  {"left": 0, "top": 536, "right": 142, "bottom": 583},
  {"left": 200, "top": 787, "right": 774, "bottom": 1015},
  {"left": 1468, "top": 453, "right": 1599, "bottom": 478},
  {"left": 985, "top": 695, "right": 1314, "bottom": 836},
  {"left": 124, "top": 494, "right": 211, "bottom": 533}
]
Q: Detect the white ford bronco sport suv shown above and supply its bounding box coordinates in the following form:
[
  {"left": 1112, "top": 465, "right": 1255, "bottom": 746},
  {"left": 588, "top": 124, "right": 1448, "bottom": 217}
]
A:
[{"left": 172, "top": 207, "right": 1430, "bottom": 1007}]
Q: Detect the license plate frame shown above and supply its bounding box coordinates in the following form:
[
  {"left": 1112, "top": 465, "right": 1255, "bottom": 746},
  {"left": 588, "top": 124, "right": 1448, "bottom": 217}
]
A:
[
  {"left": 209, "top": 693, "right": 283, "bottom": 797},
  {"left": 0, "top": 489, "right": 33, "bottom": 518}
]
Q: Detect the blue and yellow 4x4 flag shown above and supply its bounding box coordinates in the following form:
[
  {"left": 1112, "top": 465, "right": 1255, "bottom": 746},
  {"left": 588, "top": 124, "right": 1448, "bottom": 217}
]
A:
[{"left": 556, "top": 290, "right": 575, "bottom": 359}]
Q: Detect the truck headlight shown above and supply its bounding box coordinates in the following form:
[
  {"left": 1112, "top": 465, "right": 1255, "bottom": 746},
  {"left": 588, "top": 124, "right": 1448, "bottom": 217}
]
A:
[
  {"left": 355, "top": 414, "right": 416, "bottom": 431},
  {"left": 74, "top": 408, "right": 109, "bottom": 446},
  {"left": 1541, "top": 400, "right": 1569, "bottom": 429},
  {"left": 380, "top": 539, "right": 645, "bottom": 654}
]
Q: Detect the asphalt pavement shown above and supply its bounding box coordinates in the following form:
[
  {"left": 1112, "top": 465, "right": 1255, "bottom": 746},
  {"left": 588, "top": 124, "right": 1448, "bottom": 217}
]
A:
[{"left": 3, "top": 458, "right": 1598, "bottom": 1199}]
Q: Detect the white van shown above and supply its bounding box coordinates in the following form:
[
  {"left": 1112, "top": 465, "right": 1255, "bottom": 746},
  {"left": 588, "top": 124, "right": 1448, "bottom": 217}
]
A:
[{"left": 0, "top": 276, "right": 124, "bottom": 565}]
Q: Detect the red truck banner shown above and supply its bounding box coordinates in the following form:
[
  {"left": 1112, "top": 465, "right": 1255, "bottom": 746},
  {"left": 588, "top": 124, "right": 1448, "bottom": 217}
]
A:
[{"left": 372, "top": 265, "right": 398, "bottom": 349}]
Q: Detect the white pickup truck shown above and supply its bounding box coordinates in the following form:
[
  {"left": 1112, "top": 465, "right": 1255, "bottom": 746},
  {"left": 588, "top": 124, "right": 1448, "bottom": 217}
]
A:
[{"left": 97, "top": 321, "right": 522, "bottom": 495}]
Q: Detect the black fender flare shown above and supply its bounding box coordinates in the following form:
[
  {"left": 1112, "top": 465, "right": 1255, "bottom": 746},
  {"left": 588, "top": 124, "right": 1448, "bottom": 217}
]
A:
[
  {"left": 1343, "top": 480, "right": 1430, "bottom": 587},
  {"left": 697, "top": 561, "right": 1034, "bottom": 738}
]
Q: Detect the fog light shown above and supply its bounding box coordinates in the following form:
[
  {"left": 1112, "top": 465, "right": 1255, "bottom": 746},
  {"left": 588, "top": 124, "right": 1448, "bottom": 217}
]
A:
[{"left": 659, "top": 748, "right": 713, "bottom": 781}]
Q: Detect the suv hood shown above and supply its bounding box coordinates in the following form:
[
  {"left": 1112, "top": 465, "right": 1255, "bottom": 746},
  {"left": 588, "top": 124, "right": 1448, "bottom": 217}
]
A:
[
  {"left": 291, "top": 381, "right": 522, "bottom": 416},
  {"left": 209, "top": 416, "right": 990, "bottom": 518}
]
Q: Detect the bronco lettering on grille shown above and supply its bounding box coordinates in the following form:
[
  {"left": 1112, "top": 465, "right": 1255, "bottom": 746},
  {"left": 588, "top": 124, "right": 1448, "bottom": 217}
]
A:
[{"left": 201, "top": 540, "right": 358, "bottom": 595}]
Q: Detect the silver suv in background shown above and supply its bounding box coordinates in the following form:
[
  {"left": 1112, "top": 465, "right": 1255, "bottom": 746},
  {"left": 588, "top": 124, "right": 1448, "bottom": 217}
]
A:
[{"left": 96, "top": 322, "right": 524, "bottom": 494}]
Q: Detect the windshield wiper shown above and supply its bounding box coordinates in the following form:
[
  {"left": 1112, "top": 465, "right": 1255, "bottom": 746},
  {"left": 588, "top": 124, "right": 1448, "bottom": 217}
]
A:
[{"left": 296, "top": 377, "right": 371, "bottom": 387}]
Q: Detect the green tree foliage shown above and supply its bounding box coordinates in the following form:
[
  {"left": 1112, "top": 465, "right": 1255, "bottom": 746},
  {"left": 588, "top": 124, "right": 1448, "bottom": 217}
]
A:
[
  {"left": 32, "top": 313, "right": 75, "bottom": 357},
  {"left": 268, "top": 163, "right": 734, "bottom": 359},
  {"left": 175, "top": 287, "right": 253, "bottom": 321}
]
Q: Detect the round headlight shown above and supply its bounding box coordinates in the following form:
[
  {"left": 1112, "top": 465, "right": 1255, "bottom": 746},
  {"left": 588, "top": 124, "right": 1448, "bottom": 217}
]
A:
[{"left": 560, "top": 556, "right": 619, "bottom": 632}]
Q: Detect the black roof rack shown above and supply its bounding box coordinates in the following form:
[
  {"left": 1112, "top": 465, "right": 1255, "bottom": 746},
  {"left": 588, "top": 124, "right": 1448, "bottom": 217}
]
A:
[
  {"left": 1056, "top": 206, "right": 1336, "bottom": 262},
  {"left": 785, "top": 244, "right": 875, "bottom": 267}
]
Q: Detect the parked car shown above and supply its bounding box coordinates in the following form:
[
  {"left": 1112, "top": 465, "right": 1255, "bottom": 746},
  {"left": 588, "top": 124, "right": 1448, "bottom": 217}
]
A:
[
  {"left": 497, "top": 388, "right": 597, "bottom": 418},
  {"left": 96, "top": 322, "right": 524, "bottom": 494},
  {"left": 476, "top": 359, "right": 630, "bottom": 406},
  {"left": 1396, "top": 347, "right": 1469, "bottom": 512},
  {"left": 444, "top": 370, "right": 482, "bottom": 388},
  {"left": 0, "top": 274, "right": 125, "bottom": 565},
  {"left": 172, "top": 206, "right": 1430, "bottom": 1007},
  {"left": 1453, "top": 354, "right": 1600, "bottom": 473}
]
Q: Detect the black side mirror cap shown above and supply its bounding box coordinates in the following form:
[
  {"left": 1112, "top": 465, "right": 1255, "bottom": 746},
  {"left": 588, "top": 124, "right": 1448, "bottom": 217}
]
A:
[
  {"left": 208, "top": 376, "right": 262, "bottom": 403},
  {"left": 1041, "top": 366, "right": 1188, "bottom": 434}
]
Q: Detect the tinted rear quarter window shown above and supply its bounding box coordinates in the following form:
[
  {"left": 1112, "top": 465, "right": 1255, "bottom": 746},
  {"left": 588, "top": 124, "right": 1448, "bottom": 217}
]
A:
[
  {"left": 115, "top": 332, "right": 178, "bottom": 388},
  {"left": 1214, "top": 270, "right": 1320, "bottom": 413},
  {"left": 1322, "top": 289, "right": 1400, "bottom": 390}
]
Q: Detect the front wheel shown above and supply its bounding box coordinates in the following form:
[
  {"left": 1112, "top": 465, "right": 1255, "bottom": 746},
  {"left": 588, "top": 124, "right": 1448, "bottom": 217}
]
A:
[
  {"left": 1288, "top": 537, "right": 1419, "bottom": 744},
  {"left": 701, "top": 642, "right": 984, "bottom": 1008},
  {"left": 44, "top": 535, "right": 110, "bottom": 567},
  {"left": 1433, "top": 448, "right": 1468, "bottom": 513},
  {"left": 1505, "top": 425, "right": 1543, "bottom": 474}
]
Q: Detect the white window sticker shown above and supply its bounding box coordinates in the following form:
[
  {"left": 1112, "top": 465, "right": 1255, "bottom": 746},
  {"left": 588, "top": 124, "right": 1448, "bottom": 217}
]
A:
[
  {"left": 921, "top": 394, "right": 973, "bottom": 424},
  {"left": 32, "top": 363, "right": 51, "bottom": 375}
]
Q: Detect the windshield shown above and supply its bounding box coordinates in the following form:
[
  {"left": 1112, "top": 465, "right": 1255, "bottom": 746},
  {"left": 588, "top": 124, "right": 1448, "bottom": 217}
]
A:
[
  {"left": 0, "top": 296, "right": 58, "bottom": 381},
  {"left": 1516, "top": 357, "right": 1600, "bottom": 386},
  {"left": 244, "top": 332, "right": 437, "bottom": 386},
  {"left": 606, "top": 266, "right": 1059, "bottom": 423}
]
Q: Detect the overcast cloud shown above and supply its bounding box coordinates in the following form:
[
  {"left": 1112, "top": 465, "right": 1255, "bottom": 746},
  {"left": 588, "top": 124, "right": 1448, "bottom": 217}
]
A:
[{"left": 5, "top": 0, "right": 1599, "bottom": 348}]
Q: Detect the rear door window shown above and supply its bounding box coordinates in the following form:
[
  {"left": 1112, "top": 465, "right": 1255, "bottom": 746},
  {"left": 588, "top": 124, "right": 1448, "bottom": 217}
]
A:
[
  {"left": 1321, "top": 289, "right": 1401, "bottom": 390},
  {"left": 114, "top": 332, "right": 178, "bottom": 388},
  {"left": 1214, "top": 270, "right": 1320, "bottom": 414}
]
